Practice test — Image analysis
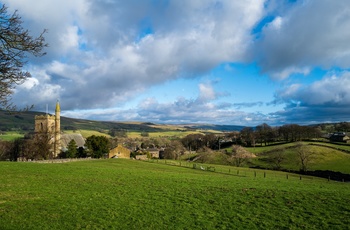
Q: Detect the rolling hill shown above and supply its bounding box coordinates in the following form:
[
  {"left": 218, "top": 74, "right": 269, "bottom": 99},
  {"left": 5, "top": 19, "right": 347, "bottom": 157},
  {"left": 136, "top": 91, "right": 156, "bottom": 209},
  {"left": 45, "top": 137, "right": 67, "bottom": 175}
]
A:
[{"left": 0, "top": 110, "right": 244, "bottom": 133}]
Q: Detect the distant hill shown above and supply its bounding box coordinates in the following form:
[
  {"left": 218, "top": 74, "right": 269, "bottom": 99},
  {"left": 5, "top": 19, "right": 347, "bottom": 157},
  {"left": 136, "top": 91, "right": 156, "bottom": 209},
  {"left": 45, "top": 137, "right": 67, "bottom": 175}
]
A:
[
  {"left": 0, "top": 110, "right": 162, "bottom": 132},
  {"left": 0, "top": 110, "right": 244, "bottom": 133},
  {"left": 185, "top": 124, "right": 245, "bottom": 132}
]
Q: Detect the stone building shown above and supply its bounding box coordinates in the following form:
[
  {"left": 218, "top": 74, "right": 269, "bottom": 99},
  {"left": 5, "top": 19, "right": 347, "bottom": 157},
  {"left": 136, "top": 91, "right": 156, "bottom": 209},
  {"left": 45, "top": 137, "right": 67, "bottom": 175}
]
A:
[
  {"left": 109, "top": 145, "right": 131, "bottom": 159},
  {"left": 34, "top": 101, "right": 61, "bottom": 158},
  {"left": 34, "top": 101, "right": 87, "bottom": 158}
]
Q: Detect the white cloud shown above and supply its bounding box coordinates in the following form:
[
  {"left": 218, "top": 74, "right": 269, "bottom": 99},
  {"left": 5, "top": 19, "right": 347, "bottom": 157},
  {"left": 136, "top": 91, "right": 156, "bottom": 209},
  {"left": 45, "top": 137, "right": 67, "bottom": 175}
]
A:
[
  {"left": 267, "top": 16, "right": 283, "bottom": 31},
  {"left": 60, "top": 26, "right": 80, "bottom": 51},
  {"left": 199, "top": 83, "right": 216, "bottom": 101},
  {"left": 7, "top": 0, "right": 350, "bottom": 125},
  {"left": 276, "top": 72, "right": 350, "bottom": 106},
  {"left": 4, "top": 0, "right": 265, "bottom": 113}
]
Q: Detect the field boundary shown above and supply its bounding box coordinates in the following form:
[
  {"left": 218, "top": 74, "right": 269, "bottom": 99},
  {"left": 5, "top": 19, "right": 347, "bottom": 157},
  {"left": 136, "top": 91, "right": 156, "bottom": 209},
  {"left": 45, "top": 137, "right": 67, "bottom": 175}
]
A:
[
  {"left": 144, "top": 159, "right": 321, "bottom": 182},
  {"left": 21, "top": 158, "right": 98, "bottom": 163}
]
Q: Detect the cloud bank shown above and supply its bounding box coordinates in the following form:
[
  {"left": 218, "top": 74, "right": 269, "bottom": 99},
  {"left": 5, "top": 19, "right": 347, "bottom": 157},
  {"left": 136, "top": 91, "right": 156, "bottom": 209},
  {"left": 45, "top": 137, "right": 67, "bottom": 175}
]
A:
[{"left": 4, "top": 0, "right": 350, "bottom": 125}]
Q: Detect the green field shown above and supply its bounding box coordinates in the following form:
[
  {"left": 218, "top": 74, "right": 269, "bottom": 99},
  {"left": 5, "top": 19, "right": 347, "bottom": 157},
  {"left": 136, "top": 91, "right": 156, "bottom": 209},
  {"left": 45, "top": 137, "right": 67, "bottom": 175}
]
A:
[
  {"left": 0, "top": 160, "right": 349, "bottom": 229},
  {"left": 245, "top": 142, "right": 350, "bottom": 174},
  {"left": 0, "top": 131, "right": 25, "bottom": 141}
]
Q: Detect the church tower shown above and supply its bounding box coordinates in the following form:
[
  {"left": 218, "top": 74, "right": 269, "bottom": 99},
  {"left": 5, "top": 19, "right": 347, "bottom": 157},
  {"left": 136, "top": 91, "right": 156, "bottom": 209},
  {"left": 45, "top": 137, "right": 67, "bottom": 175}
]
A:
[
  {"left": 34, "top": 101, "right": 61, "bottom": 158},
  {"left": 54, "top": 101, "right": 61, "bottom": 157}
]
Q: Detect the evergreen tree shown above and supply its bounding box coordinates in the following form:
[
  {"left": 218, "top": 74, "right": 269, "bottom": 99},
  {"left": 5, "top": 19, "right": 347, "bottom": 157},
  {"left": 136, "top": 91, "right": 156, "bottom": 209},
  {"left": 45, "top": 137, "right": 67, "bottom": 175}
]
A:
[
  {"left": 85, "top": 135, "right": 110, "bottom": 158},
  {"left": 66, "top": 140, "right": 78, "bottom": 158}
]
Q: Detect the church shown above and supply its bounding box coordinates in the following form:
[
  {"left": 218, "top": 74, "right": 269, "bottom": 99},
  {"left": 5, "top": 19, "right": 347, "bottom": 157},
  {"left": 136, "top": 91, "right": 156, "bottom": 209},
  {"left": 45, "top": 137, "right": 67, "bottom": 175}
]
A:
[{"left": 34, "top": 101, "right": 85, "bottom": 158}]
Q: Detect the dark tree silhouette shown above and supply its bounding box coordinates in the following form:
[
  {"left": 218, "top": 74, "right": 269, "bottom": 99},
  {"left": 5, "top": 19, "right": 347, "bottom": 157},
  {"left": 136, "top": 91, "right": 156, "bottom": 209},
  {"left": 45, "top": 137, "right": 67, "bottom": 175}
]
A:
[{"left": 0, "top": 5, "right": 47, "bottom": 110}]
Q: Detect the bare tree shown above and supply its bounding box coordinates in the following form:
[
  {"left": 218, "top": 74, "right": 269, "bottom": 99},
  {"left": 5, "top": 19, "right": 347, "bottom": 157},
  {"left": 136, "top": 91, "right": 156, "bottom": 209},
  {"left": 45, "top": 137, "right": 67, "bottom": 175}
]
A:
[
  {"left": 0, "top": 5, "right": 47, "bottom": 110},
  {"left": 163, "top": 140, "right": 184, "bottom": 160},
  {"left": 228, "top": 145, "right": 254, "bottom": 167},
  {"left": 296, "top": 142, "right": 315, "bottom": 172},
  {"left": 269, "top": 148, "right": 285, "bottom": 170}
]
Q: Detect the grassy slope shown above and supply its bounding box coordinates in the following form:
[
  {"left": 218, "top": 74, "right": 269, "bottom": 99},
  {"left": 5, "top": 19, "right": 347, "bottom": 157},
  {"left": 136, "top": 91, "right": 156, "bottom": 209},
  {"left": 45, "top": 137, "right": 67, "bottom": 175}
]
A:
[
  {"left": 246, "top": 142, "right": 350, "bottom": 174},
  {"left": 0, "top": 160, "right": 349, "bottom": 229}
]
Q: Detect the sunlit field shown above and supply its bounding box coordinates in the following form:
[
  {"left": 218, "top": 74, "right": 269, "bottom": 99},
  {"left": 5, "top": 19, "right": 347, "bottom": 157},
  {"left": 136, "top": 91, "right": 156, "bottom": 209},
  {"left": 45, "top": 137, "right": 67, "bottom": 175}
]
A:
[{"left": 0, "top": 159, "right": 349, "bottom": 229}]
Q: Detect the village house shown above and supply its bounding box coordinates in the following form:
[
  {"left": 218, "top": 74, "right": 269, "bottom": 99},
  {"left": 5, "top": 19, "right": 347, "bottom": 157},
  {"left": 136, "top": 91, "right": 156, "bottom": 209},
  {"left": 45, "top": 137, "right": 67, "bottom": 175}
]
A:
[
  {"left": 329, "top": 132, "right": 350, "bottom": 143},
  {"left": 147, "top": 147, "right": 160, "bottom": 158},
  {"left": 109, "top": 144, "right": 131, "bottom": 159}
]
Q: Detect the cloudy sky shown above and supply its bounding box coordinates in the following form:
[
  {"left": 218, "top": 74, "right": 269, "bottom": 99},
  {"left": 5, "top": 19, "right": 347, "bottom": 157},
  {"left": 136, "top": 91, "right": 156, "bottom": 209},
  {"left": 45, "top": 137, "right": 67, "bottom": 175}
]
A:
[{"left": 4, "top": 0, "right": 350, "bottom": 126}]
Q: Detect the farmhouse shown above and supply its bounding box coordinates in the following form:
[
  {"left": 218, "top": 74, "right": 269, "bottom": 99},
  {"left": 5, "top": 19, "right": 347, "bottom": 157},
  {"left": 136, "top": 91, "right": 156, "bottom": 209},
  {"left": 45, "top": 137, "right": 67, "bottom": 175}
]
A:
[
  {"left": 147, "top": 147, "right": 160, "bottom": 158},
  {"left": 109, "top": 145, "right": 131, "bottom": 159},
  {"left": 329, "top": 132, "right": 350, "bottom": 143}
]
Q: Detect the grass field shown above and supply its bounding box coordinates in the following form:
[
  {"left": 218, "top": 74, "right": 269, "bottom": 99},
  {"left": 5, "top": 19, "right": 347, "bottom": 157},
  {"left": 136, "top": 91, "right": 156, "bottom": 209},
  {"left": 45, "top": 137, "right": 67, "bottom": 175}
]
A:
[
  {"left": 1, "top": 128, "right": 212, "bottom": 140},
  {"left": 245, "top": 142, "right": 350, "bottom": 174},
  {"left": 0, "top": 159, "right": 349, "bottom": 229},
  {"left": 0, "top": 131, "right": 25, "bottom": 141},
  {"left": 127, "top": 130, "right": 204, "bottom": 138}
]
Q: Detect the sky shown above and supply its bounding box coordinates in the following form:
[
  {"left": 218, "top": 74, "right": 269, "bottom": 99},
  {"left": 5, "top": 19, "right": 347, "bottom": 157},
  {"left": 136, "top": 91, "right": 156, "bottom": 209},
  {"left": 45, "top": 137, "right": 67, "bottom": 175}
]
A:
[{"left": 3, "top": 0, "right": 350, "bottom": 126}]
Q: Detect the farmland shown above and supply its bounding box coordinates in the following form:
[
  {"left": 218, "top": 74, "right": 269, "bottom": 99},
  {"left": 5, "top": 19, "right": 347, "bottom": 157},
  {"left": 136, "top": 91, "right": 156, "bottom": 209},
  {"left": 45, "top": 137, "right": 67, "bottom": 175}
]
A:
[
  {"left": 246, "top": 142, "right": 350, "bottom": 175},
  {"left": 0, "top": 159, "right": 349, "bottom": 229}
]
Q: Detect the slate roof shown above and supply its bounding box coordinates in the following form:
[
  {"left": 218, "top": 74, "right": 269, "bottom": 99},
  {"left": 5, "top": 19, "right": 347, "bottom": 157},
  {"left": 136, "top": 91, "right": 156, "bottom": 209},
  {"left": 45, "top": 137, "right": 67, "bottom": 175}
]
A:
[{"left": 61, "top": 133, "right": 85, "bottom": 151}]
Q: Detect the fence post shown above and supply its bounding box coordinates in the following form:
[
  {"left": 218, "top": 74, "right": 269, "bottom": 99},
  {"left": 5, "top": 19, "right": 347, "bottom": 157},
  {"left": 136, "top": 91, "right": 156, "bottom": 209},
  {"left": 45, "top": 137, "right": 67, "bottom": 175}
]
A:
[
  {"left": 286, "top": 174, "right": 288, "bottom": 180},
  {"left": 254, "top": 171, "right": 256, "bottom": 178},
  {"left": 264, "top": 172, "right": 266, "bottom": 178}
]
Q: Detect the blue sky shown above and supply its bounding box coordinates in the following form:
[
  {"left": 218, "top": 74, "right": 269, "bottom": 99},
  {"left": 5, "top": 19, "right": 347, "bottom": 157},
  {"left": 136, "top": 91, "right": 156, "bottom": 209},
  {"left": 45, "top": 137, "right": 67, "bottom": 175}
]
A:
[{"left": 4, "top": 0, "right": 350, "bottom": 126}]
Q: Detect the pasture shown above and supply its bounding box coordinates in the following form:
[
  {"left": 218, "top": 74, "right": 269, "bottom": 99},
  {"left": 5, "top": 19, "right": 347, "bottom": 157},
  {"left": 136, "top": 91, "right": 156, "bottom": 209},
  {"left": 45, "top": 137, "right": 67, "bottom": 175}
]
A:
[
  {"left": 0, "top": 159, "right": 349, "bottom": 229},
  {"left": 245, "top": 142, "right": 350, "bottom": 174},
  {"left": 0, "top": 131, "right": 24, "bottom": 141}
]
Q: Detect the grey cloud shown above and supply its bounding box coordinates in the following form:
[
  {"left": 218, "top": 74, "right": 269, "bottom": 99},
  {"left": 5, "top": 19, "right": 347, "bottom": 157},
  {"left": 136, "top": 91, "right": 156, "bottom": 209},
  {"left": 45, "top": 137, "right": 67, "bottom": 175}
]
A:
[
  {"left": 271, "top": 106, "right": 350, "bottom": 125},
  {"left": 255, "top": 0, "right": 350, "bottom": 78},
  {"left": 271, "top": 71, "right": 350, "bottom": 124},
  {"left": 233, "top": 102, "right": 264, "bottom": 109},
  {"left": 132, "top": 97, "right": 266, "bottom": 125}
]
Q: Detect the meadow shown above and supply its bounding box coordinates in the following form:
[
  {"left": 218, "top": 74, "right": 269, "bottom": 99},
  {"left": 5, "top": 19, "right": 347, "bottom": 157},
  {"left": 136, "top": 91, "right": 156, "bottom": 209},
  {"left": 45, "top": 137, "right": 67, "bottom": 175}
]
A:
[
  {"left": 0, "top": 159, "right": 349, "bottom": 229},
  {"left": 0, "top": 131, "right": 24, "bottom": 141},
  {"left": 246, "top": 142, "right": 350, "bottom": 174}
]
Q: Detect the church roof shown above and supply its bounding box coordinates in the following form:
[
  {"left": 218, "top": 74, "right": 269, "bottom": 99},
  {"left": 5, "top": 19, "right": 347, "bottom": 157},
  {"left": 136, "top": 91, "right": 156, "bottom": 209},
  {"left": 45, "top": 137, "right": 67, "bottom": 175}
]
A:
[{"left": 61, "top": 133, "right": 85, "bottom": 150}]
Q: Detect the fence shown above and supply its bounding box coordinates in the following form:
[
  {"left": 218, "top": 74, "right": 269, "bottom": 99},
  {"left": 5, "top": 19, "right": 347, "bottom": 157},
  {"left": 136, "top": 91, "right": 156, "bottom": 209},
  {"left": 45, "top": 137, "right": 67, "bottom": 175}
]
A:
[{"left": 146, "top": 159, "right": 348, "bottom": 182}]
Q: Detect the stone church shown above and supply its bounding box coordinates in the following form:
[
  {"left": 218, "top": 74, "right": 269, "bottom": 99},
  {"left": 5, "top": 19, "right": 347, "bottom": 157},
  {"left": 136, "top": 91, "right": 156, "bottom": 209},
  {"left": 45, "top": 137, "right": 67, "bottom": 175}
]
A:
[
  {"left": 34, "top": 101, "right": 61, "bottom": 157},
  {"left": 34, "top": 101, "right": 85, "bottom": 158}
]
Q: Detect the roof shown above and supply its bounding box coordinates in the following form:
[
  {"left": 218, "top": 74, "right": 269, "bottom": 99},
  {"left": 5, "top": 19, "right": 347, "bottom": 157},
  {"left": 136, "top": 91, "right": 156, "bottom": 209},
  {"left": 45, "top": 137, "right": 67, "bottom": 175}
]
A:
[{"left": 61, "top": 133, "right": 85, "bottom": 150}]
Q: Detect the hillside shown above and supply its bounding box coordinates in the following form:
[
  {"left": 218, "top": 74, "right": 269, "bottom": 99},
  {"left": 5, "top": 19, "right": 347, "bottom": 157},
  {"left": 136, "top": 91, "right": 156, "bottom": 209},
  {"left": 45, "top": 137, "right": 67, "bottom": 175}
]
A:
[
  {"left": 0, "top": 110, "right": 167, "bottom": 132},
  {"left": 0, "top": 110, "right": 244, "bottom": 133}
]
